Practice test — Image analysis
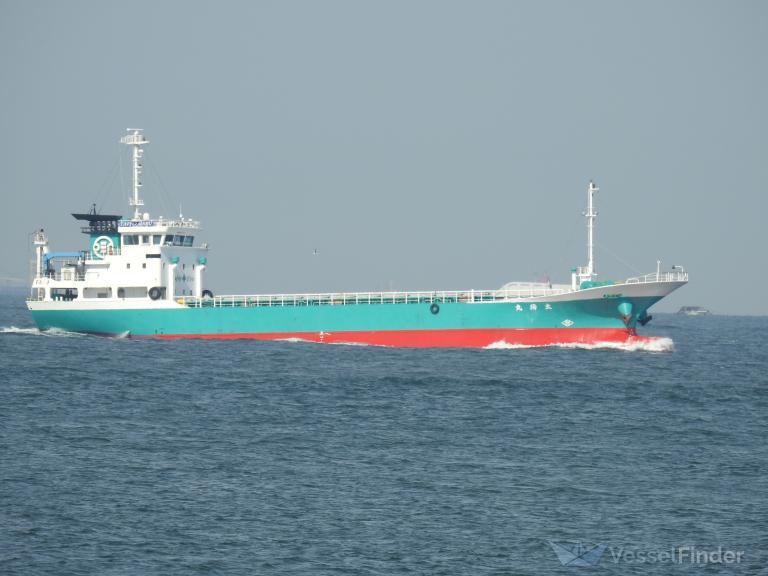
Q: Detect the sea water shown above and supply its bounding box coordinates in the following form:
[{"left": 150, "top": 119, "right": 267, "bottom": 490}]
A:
[{"left": 1, "top": 294, "right": 766, "bottom": 575}]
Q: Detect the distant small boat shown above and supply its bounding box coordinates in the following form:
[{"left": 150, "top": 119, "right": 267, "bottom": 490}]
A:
[{"left": 678, "top": 306, "right": 710, "bottom": 316}]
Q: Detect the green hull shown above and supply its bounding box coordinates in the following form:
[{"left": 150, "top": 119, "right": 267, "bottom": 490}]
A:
[{"left": 30, "top": 295, "right": 662, "bottom": 346}]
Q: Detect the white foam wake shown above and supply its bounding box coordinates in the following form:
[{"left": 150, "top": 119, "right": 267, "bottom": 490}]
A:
[
  {"left": 0, "top": 326, "right": 86, "bottom": 338},
  {"left": 485, "top": 336, "right": 674, "bottom": 353},
  {"left": 485, "top": 340, "right": 533, "bottom": 350},
  {"left": 0, "top": 325, "right": 40, "bottom": 335},
  {"left": 275, "top": 337, "right": 379, "bottom": 347}
]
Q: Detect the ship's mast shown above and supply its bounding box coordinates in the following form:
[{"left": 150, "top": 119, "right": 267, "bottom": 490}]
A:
[
  {"left": 585, "top": 180, "right": 598, "bottom": 280},
  {"left": 32, "top": 229, "right": 48, "bottom": 279},
  {"left": 120, "top": 129, "right": 149, "bottom": 220}
]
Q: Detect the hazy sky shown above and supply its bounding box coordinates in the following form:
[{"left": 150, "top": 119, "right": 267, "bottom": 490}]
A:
[{"left": 2, "top": 1, "right": 766, "bottom": 314}]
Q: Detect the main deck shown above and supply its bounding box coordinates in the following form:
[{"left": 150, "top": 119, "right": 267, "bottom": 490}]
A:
[{"left": 176, "top": 270, "right": 687, "bottom": 309}]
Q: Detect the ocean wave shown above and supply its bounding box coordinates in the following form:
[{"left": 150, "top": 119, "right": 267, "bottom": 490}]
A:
[{"left": 484, "top": 336, "right": 674, "bottom": 353}]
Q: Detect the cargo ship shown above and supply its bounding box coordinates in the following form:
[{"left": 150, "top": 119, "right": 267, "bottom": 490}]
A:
[{"left": 27, "top": 130, "right": 688, "bottom": 347}]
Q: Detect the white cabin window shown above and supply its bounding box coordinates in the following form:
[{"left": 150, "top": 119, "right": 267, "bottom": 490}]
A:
[
  {"left": 118, "top": 287, "right": 148, "bottom": 298},
  {"left": 141, "top": 235, "right": 150, "bottom": 245},
  {"left": 183, "top": 236, "right": 194, "bottom": 247},
  {"left": 123, "top": 235, "right": 138, "bottom": 246},
  {"left": 126, "top": 263, "right": 131, "bottom": 269},
  {"left": 152, "top": 234, "right": 162, "bottom": 245},
  {"left": 84, "top": 287, "right": 113, "bottom": 299}
]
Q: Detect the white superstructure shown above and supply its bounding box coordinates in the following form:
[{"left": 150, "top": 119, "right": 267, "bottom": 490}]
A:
[{"left": 30, "top": 129, "right": 210, "bottom": 305}]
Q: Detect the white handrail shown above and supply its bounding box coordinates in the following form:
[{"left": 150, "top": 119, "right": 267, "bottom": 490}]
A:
[
  {"left": 625, "top": 270, "right": 688, "bottom": 284},
  {"left": 181, "top": 285, "right": 572, "bottom": 308},
  {"left": 180, "top": 269, "right": 688, "bottom": 309}
]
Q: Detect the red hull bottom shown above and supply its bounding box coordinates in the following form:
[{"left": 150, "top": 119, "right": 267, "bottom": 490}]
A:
[{"left": 150, "top": 327, "right": 655, "bottom": 348}]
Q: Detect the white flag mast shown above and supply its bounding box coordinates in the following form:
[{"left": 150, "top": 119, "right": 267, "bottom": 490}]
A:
[{"left": 585, "top": 180, "right": 598, "bottom": 280}]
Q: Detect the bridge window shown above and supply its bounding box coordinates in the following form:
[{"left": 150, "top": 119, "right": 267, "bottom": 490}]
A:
[
  {"left": 183, "top": 236, "right": 194, "bottom": 247},
  {"left": 123, "top": 235, "right": 138, "bottom": 246},
  {"left": 141, "top": 235, "right": 150, "bottom": 244},
  {"left": 152, "top": 235, "right": 162, "bottom": 245},
  {"left": 173, "top": 235, "right": 183, "bottom": 246}
]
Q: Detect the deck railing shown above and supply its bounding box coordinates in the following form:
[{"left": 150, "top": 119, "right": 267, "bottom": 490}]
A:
[
  {"left": 181, "top": 285, "right": 571, "bottom": 308},
  {"left": 84, "top": 249, "right": 121, "bottom": 260},
  {"left": 37, "top": 271, "right": 87, "bottom": 282},
  {"left": 46, "top": 250, "right": 124, "bottom": 262},
  {"left": 27, "top": 269, "right": 688, "bottom": 304},
  {"left": 625, "top": 270, "right": 688, "bottom": 284},
  {"left": 180, "top": 270, "right": 688, "bottom": 309}
]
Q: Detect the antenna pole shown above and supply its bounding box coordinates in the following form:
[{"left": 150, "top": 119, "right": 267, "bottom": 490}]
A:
[
  {"left": 586, "top": 180, "right": 598, "bottom": 279},
  {"left": 120, "top": 129, "right": 149, "bottom": 219}
]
